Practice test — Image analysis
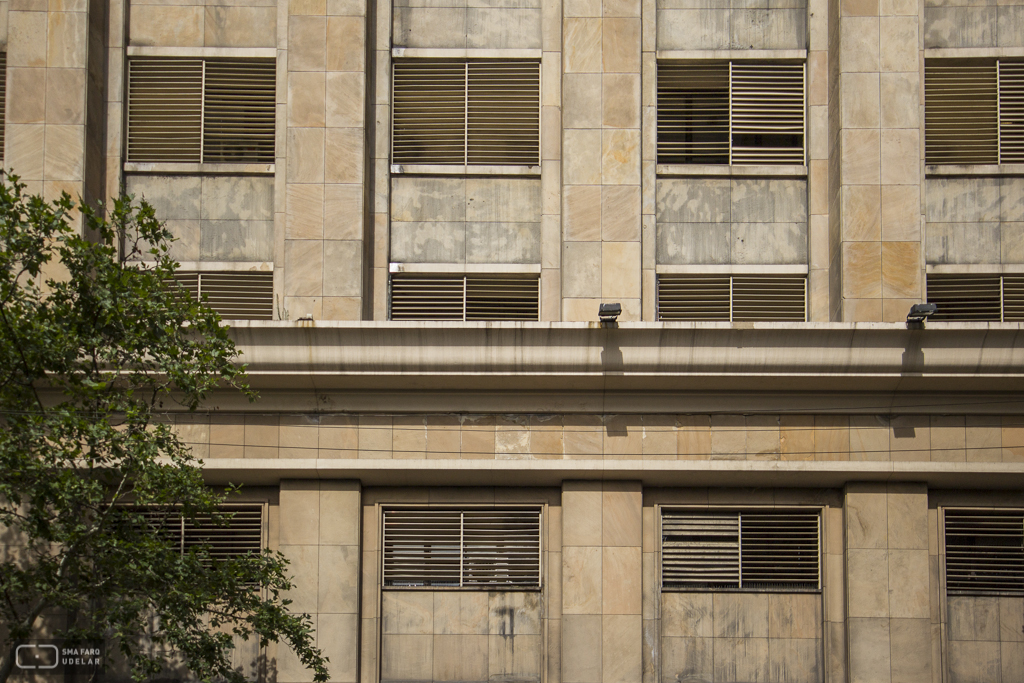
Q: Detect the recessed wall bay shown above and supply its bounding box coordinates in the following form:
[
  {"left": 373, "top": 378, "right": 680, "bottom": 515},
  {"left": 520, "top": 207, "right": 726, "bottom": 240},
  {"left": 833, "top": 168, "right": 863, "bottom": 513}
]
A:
[
  {"left": 656, "top": 178, "right": 808, "bottom": 265},
  {"left": 390, "top": 176, "right": 542, "bottom": 264},
  {"left": 924, "top": 177, "right": 1024, "bottom": 265},
  {"left": 656, "top": 0, "right": 807, "bottom": 51},
  {"left": 125, "top": 174, "right": 274, "bottom": 262}
]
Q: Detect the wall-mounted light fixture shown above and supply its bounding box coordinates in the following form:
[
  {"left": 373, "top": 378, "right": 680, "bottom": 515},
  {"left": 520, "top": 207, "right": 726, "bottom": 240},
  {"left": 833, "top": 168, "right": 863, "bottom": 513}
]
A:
[
  {"left": 599, "top": 303, "right": 621, "bottom": 323},
  {"left": 906, "top": 303, "right": 938, "bottom": 329}
]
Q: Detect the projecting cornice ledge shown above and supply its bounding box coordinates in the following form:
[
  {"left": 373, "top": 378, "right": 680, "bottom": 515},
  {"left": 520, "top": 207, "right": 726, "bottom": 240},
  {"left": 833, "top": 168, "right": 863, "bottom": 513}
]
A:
[
  {"left": 199, "top": 458, "right": 1024, "bottom": 489},
  {"left": 224, "top": 321, "right": 1024, "bottom": 393}
]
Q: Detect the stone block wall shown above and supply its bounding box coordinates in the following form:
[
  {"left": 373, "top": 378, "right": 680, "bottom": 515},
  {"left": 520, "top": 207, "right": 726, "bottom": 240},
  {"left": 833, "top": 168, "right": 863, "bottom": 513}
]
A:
[
  {"left": 380, "top": 592, "right": 543, "bottom": 683},
  {"left": 125, "top": 175, "right": 275, "bottom": 262},
  {"left": 656, "top": 178, "right": 808, "bottom": 265},
  {"left": 924, "top": 177, "right": 1024, "bottom": 265},
  {"left": 168, "top": 412, "right": 1024, "bottom": 463},
  {"left": 660, "top": 593, "right": 823, "bottom": 683},
  {"left": 390, "top": 177, "right": 543, "bottom": 264},
  {"left": 655, "top": 0, "right": 807, "bottom": 50}
]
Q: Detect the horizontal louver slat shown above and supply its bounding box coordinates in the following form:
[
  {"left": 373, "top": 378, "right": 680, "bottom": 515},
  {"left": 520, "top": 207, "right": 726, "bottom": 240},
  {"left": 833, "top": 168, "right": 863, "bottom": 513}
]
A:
[
  {"left": 390, "top": 275, "right": 465, "bottom": 320},
  {"left": 732, "top": 276, "right": 806, "bottom": 322},
  {"left": 467, "top": 62, "right": 540, "bottom": 165},
  {"left": 390, "top": 274, "right": 540, "bottom": 321},
  {"left": 657, "top": 275, "right": 731, "bottom": 321},
  {"left": 392, "top": 61, "right": 467, "bottom": 165},
  {"left": 657, "top": 62, "right": 730, "bottom": 165},
  {"left": 126, "top": 505, "right": 263, "bottom": 562},
  {"left": 730, "top": 63, "right": 805, "bottom": 165},
  {"left": 926, "top": 274, "right": 1002, "bottom": 321},
  {"left": 1000, "top": 61, "right": 1024, "bottom": 164},
  {"left": 739, "top": 512, "right": 820, "bottom": 588},
  {"left": 203, "top": 59, "right": 276, "bottom": 163},
  {"left": 127, "top": 58, "right": 204, "bottom": 163},
  {"left": 171, "top": 271, "right": 274, "bottom": 320},
  {"left": 383, "top": 509, "right": 541, "bottom": 588},
  {"left": 925, "top": 60, "right": 999, "bottom": 165},
  {"left": 662, "top": 514, "right": 740, "bottom": 588},
  {"left": 662, "top": 511, "right": 820, "bottom": 592},
  {"left": 1004, "top": 275, "right": 1024, "bottom": 322},
  {"left": 465, "top": 277, "right": 539, "bottom": 321},
  {"left": 945, "top": 510, "right": 1024, "bottom": 596}
]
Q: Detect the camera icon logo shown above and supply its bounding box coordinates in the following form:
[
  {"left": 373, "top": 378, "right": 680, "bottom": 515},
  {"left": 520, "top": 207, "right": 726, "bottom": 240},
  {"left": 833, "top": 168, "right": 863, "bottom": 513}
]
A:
[{"left": 15, "top": 644, "right": 59, "bottom": 670}]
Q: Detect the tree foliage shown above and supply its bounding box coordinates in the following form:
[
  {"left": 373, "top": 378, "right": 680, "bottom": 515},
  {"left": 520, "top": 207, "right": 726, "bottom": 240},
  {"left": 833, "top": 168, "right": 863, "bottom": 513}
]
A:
[{"left": 0, "top": 175, "right": 329, "bottom": 683}]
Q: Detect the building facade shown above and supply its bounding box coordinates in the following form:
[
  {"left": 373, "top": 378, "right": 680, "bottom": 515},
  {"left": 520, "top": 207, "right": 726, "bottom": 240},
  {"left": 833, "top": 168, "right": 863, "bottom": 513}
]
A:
[{"left": 2, "top": 0, "right": 1024, "bottom": 680}]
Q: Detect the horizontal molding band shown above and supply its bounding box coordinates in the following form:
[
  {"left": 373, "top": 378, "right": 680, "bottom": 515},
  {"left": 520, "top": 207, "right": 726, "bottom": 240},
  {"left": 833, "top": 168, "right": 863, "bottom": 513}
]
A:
[
  {"left": 657, "top": 164, "right": 808, "bottom": 177},
  {"left": 124, "top": 162, "right": 275, "bottom": 175},
  {"left": 199, "top": 458, "right": 1024, "bottom": 489},
  {"left": 126, "top": 46, "right": 277, "bottom": 59},
  {"left": 390, "top": 263, "right": 541, "bottom": 274},
  {"left": 656, "top": 265, "right": 808, "bottom": 275},
  {"left": 224, "top": 322, "right": 1024, "bottom": 392},
  {"left": 656, "top": 49, "right": 807, "bottom": 61}
]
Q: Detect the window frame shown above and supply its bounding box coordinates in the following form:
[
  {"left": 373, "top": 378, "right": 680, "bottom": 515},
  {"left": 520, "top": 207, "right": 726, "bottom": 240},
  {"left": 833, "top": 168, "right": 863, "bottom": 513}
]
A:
[
  {"left": 124, "top": 52, "right": 277, "bottom": 169},
  {"left": 942, "top": 507, "right": 1024, "bottom": 597},
  {"left": 390, "top": 57, "right": 542, "bottom": 174},
  {"left": 924, "top": 57, "right": 1024, "bottom": 171},
  {"left": 381, "top": 506, "right": 543, "bottom": 591},
  {"left": 656, "top": 59, "right": 808, "bottom": 172}
]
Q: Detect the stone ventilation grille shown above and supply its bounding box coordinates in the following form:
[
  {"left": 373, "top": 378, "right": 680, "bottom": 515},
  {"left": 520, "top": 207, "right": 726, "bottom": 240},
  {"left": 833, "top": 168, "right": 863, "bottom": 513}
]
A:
[
  {"left": 127, "top": 57, "right": 275, "bottom": 164},
  {"left": 657, "top": 61, "right": 805, "bottom": 165},
  {"left": 945, "top": 510, "right": 1024, "bottom": 596},
  {"left": 382, "top": 508, "right": 541, "bottom": 589},
  {"left": 202, "top": 60, "right": 277, "bottom": 163},
  {"left": 661, "top": 511, "right": 820, "bottom": 591},
  {"left": 128, "top": 504, "right": 264, "bottom": 561},
  {"left": 172, "top": 271, "right": 274, "bottom": 320},
  {"left": 925, "top": 59, "right": 1024, "bottom": 165},
  {"left": 389, "top": 274, "right": 539, "bottom": 321},
  {"left": 926, "top": 274, "right": 1024, "bottom": 322},
  {"left": 1001, "top": 61, "right": 1024, "bottom": 163},
  {"left": 657, "top": 275, "right": 806, "bottom": 322},
  {"left": 392, "top": 60, "right": 540, "bottom": 166}
]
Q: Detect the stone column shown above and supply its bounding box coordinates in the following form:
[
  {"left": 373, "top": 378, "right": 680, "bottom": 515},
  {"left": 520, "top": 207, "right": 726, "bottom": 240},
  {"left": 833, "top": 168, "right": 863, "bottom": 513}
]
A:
[
  {"left": 6, "top": 0, "right": 89, "bottom": 207},
  {"left": 279, "top": 480, "right": 362, "bottom": 683},
  {"left": 838, "top": 0, "right": 922, "bottom": 321},
  {"left": 561, "top": 0, "right": 642, "bottom": 321},
  {"left": 283, "top": 0, "right": 367, "bottom": 321},
  {"left": 843, "top": 482, "right": 932, "bottom": 683},
  {"left": 562, "top": 481, "right": 643, "bottom": 683}
]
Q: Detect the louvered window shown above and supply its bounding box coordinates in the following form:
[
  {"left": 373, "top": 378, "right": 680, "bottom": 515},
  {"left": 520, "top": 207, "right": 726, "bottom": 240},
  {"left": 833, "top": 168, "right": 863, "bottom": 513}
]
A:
[
  {"left": 658, "top": 61, "right": 805, "bottom": 165},
  {"left": 926, "top": 274, "right": 1024, "bottom": 321},
  {"left": 661, "top": 510, "right": 820, "bottom": 591},
  {"left": 382, "top": 508, "right": 541, "bottom": 589},
  {"left": 126, "top": 504, "right": 264, "bottom": 561},
  {"left": 392, "top": 60, "right": 540, "bottom": 166},
  {"left": 945, "top": 510, "right": 1024, "bottom": 596},
  {"left": 172, "top": 271, "right": 274, "bottom": 320},
  {"left": 389, "top": 274, "right": 539, "bottom": 321},
  {"left": 925, "top": 59, "right": 1024, "bottom": 165},
  {"left": 127, "top": 57, "right": 276, "bottom": 164},
  {"left": 657, "top": 274, "right": 806, "bottom": 321}
]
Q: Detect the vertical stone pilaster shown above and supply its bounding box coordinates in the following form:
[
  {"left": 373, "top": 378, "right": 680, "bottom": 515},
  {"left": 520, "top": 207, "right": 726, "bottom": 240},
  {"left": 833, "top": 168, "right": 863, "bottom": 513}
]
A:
[
  {"left": 562, "top": 481, "right": 643, "bottom": 683},
  {"left": 279, "top": 480, "right": 363, "bottom": 683},
  {"left": 540, "top": 0, "right": 563, "bottom": 321},
  {"left": 844, "top": 482, "right": 932, "bottom": 683},
  {"left": 561, "top": 0, "right": 642, "bottom": 322},
  {"left": 837, "top": 0, "right": 922, "bottom": 321},
  {"left": 369, "top": 0, "right": 390, "bottom": 320},
  {"left": 6, "top": 0, "right": 89, "bottom": 217},
  {"left": 282, "top": 0, "right": 367, "bottom": 321},
  {"left": 807, "top": 0, "right": 830, "bottom": 321}
]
